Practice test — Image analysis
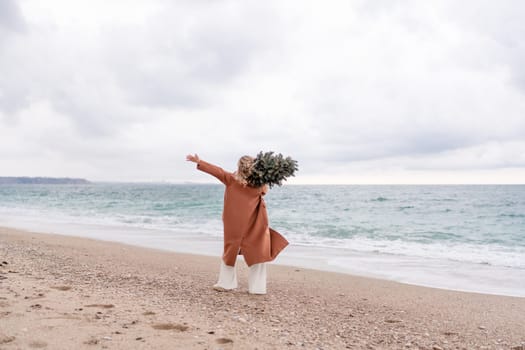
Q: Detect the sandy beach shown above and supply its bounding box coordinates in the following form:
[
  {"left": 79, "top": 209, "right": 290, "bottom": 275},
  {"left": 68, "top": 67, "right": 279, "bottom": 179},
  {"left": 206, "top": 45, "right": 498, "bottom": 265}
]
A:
[{"left": 0, "top": 227, "right": 524, "bottom": 350}]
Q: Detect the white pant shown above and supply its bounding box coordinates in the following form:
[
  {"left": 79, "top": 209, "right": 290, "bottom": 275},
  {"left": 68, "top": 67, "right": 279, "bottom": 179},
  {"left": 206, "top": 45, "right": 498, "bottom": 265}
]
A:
[{"left": 214, "top": 261, "right": 267, "bottom": 294}]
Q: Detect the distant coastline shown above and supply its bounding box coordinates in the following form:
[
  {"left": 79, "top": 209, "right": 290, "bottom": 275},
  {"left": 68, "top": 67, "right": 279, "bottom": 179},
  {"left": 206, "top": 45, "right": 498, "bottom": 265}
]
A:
[{"left": 0, "top": 177, "right": 90, "bottom": 184}]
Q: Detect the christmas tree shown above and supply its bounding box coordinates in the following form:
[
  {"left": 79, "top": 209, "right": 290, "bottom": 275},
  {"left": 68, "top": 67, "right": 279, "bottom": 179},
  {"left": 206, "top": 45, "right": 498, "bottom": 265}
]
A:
[{"left": 247, "top": 151, "right": 298, "bottom": 188}]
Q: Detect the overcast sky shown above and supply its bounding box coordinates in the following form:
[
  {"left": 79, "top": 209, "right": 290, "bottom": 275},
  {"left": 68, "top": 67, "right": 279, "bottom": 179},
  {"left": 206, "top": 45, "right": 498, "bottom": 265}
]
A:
[{"left": 1, "top": 0, "right": 525, "bottom": 184}]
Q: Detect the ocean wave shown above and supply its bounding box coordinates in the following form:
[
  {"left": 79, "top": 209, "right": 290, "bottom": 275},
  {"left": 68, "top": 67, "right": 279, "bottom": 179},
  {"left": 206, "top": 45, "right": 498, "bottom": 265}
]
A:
[
  {"left": 283, "top": 232, "right": 525, "bottom": 269},
  {"left": 498, "top": 213, "right": 525, "bottom": 218},
  {"left": 398, "top": 206, "right": 414, "bottom": 210},
  {"left": 371, "top": 196, "right": 388, "bottom": 202}
]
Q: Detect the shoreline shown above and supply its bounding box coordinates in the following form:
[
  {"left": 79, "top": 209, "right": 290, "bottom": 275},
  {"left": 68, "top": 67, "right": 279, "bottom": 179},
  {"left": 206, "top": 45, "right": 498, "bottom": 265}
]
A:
[
  {"left": 1, "top": 219, "right": 524, "bottom": 298},
  {"left": 1, "top": 226, "right": 525, "bottom": 349}
]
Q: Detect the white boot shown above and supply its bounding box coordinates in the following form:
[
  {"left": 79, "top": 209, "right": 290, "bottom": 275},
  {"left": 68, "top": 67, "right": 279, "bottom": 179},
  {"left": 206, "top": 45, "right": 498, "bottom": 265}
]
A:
[
  {"left": 213, "top": 261, "right": 238, "bottom": 291},
  {"left": 248, "top": 263, "right": 267, "bottom": 294}
]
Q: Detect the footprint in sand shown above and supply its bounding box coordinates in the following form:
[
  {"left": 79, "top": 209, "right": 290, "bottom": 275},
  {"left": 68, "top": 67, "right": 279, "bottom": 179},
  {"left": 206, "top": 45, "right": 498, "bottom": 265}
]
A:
[
  {"left": 51, "top": 286, "right": 72, "bottom": 291},
  {"left": 84, "top": 304, "right": 115, "bottom": 309},
  {"left": 29, "top": 340, "right": 48, "bottom": 348},
  {"left": 122, "top": 320, "right": 139, "bottom": 328},
  {"left": 216, "top": 338, "right": 234, "bottom": 344},
  {"left": 83, "top": 338, "right": 99, "bottom": 345},
  {"left": 0, "top": 335, "right": 16, "bottom": 344},
  {"left": 151, "top": 323, "right": 189, "bottom": 332}
]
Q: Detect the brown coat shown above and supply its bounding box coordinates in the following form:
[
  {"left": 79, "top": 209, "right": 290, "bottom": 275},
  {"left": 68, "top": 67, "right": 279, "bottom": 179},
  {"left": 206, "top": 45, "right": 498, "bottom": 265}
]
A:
[{"left": 197, "top": 160, "right": 288, "bottom": 266}]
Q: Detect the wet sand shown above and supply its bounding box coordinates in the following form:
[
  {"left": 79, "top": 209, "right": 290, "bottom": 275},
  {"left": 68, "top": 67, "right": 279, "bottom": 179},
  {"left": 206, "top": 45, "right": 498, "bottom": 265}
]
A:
[{"left": 1, "top": 226, "right": 524, "bottom": 349}]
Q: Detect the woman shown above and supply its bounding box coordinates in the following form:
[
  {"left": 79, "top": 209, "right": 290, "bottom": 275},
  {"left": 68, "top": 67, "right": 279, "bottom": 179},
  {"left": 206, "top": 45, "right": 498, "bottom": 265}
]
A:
[{"left": 186, "top": 153, "right": 288, "bottom": 294}]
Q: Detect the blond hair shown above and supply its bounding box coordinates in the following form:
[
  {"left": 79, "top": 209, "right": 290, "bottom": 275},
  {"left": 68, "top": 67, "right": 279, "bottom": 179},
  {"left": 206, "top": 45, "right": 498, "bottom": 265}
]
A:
[{"left": 234, "top": 155, "right": 254, "bottom": 186}]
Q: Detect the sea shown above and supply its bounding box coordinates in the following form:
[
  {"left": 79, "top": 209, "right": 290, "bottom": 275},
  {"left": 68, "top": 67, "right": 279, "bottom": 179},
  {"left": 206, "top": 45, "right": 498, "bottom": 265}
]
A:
[{"left": 0, "top": 183, "right": 524, "bottom": 297}]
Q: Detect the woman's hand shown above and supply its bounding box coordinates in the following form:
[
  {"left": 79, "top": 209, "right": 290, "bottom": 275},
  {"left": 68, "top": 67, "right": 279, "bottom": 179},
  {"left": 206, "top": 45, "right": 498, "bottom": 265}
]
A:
[{"left": 186, "top": 154, "right": 200, "bottom": 163}]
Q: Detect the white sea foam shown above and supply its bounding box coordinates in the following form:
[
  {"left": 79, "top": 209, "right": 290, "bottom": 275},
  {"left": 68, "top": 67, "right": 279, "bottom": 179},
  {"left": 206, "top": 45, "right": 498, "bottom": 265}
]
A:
[{"left": 283, "top": 232, "right": 525, "bottom": 269}]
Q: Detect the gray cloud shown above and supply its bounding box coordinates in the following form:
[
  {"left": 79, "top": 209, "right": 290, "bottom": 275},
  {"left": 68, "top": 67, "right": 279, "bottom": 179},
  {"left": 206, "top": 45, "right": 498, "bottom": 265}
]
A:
[
  {"left": 0, "top": 0, "right": 26, "bottom": 33},
  {"left": 1, "top": 1, "right": 284, "bottom": 138},
  {"left": 442, "top": 2, "right": 525, "bottom": 92},
  {"left": 1, "top": 0, "right": 525, "bottom": 182},
  {"left": 290, "top": 1, "right": 525, "bottom": 168},
  {"left": 105, "top": 2, "right": 282, "bottom": 109},
  {"left": 0, "top": 85, "right": 30, "bottom": 121},
  {"left": 0, "top": 0, "right": 27, "bottom": 120}
]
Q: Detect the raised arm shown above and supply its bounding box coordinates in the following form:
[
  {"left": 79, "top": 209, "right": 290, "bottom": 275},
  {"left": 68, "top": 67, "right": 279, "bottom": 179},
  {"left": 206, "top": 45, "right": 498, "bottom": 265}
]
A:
[
  {"left": 186, "top": 154, "right": 200, "bottom": 163},
  {"left": 186, "top": 154, "right": 232, "bottom": 185}
]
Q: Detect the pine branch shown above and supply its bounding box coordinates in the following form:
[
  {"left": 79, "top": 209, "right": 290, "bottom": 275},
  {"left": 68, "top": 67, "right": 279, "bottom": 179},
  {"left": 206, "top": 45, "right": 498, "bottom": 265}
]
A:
[{"left": 247, "top": 151, "right": 299, "bottom": 188}]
